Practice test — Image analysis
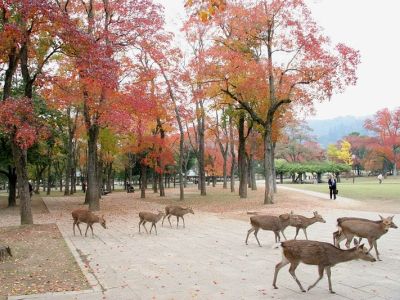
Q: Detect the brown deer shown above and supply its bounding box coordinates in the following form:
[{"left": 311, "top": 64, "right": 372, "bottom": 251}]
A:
[
  {"left": 162, "top": 206, "right": 194, "bottom": 228},
  {"left": 138, "top": 210, "right": 165, "bottom": 235},
  {"left": 333, "top": 215, "right": 397, "bottom": 245},
  {"left": 334, "top": 215, "right": 395, "bottom": 260},
  {"left": 245, "top": 213, "right": 291, "bottom": 246},
  {"left": 289, "top": 211, "right": 326, "bottom": 240},
  {"left": 272, "top": 239, "right": 376, "bottom": 294},
  {"left": 72, "top": 208, "right": 107, "bottom": 237},
  {"left": 0, "top": 245, "right": 12, "bottom": 261}
]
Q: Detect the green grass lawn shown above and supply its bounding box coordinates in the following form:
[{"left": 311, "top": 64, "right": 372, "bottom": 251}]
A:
[{"left": 282, "top": 176, "right": 400, "bottom": 201}]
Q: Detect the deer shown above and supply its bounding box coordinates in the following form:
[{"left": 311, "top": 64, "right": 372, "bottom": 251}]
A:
[
  {"left": 72, "top": 208, "right": 107, "bottom": 237},
  {"left": 333, "top": 215, "right": 397, "bottom": 246},
  {"left": 245, "top": 213, "right": 291, "bottom": 246},
  {"left": 138, "top": 210, "right": 165, "bottom": 235},
  {"left": 162, "top": 205, "right": 194, "bottom": 228},
  {"left": 0, "top": 245, "right": 12, "bottom": 261},
  {"left": 272, "top": 239, "right": 376, "bottom": 294},
  {"left": 333, "top": 215, "right": 395, "bottom": 260},
  {"left": 289, "top": 211, "right": 326, "bottom": 240}
]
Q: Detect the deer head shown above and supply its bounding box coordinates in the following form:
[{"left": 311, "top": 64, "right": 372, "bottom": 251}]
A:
[
  {"left": 313, "top": 211, "right": 326, "bottom": 223},
  {"left": 353, "top": 241, "right": 376, "bottom": 262},
  {"left": 187, "top": 207, "right": 194, "bottom": 214}
]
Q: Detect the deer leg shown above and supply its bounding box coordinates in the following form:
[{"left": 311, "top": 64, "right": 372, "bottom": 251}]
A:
[
  {"left": 162, "top": 215, "right": 167, "bottom": 227},
  {"left": 307, "top": 265, "right": 324, "bottom": 291},
  {"left": 326, "top": 266, "right": 335, "bottom": 293},
  {"left": 138, "top": 220, "right": 142, "bottom": 233},
  {"left": 245, "top": 227, "right": 255, "bottom": 245},
  {"left": 272, "top": 254, "right": 290, "bottom": 289},
  {"left": 274, "top": 231, "right": 280, "bottom": 243},
  {"left": 254, "top": 228, "right": 262, "bottom": 247},
  {"left": 142, "top": 221, "right": 148, "bottom": 234},
  {"left": 168, "top": 215, "right": 172, "bottom": 227},
  {"left": 281, "top": 229, "right": 287, "bottom": 240},
  {"left": 182, "top": 216, "right": 186, "bottom": 228},
  {"left": 85, "top": 224, "right": 90, "bottom": 237},
  {"left": 335, "top": 231, "right": 346, "bottom": 248},
  {"left": 176, "top": 216, "right": 179, "bottom": 228},
  {"left": 76, "top": 223, "right": 83, "bottom": 236},
  {"left": 73, "top": 222, "right": 76, "bottom": 236},
  {"left": 372, "top": 239, "right": 381, "bottom": 261},
  {"left": 302, "top": 228, "right": 309, "bottom": 240},
  {"left": 294, "top": 227, "right": 300, "bottom": 240},
  {"left": 288, "top": 262, "right": 306, "bottom": 292},
  {"left": 344, "top": 234, "right": 354, "bottom": 248},
  {"left": 154, "top": 224, "right": 158, "bottom": 235},
  {"left": 90, "top": 224, "right": 94, "bottom": 237},
  {"left": 150, "top": 223, "right": 154, "bottom": 234}
]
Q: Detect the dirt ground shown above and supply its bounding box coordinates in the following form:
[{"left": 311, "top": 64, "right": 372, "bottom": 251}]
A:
[
  {"left": 0, "top": 195, "right": 90, "bottom": 297},
  {"left": 0, "top": 223, "right": 90, "bottom": 297}
]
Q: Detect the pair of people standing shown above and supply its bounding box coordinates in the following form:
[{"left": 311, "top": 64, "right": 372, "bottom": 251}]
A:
[{"left": 328, "top": 175, "right": 337, "bottom": 200}]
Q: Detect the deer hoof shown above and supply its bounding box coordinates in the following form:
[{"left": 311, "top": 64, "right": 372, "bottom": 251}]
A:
[
  {"left": 330, "top": 290, "right": 336, "bottom": 294},
  {"left": 273, "top": 285, "right": 278, "bottom": 289}
]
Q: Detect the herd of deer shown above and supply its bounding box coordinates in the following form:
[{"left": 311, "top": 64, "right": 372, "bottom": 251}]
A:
[
  {"left": 246, "top": 211, "right": 397, "bottom": 293},
  {"left": 70, "top": 207, "right": 397, "bottom": 294}
]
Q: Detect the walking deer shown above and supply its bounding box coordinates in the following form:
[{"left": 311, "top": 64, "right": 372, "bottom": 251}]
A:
[
  {"left": 333, "top": 215, "right": 395, "bottom": 260},
  {"left": 245, "top": 213, "right": 291, "bottom": 246},
  {"left": 289, "top": 211, "right": 326, "bottom": 240},
  {"left": 162, "top": 206, "right": 194, "bottom": 228},
  {"left": 333, "top": 216, "right": 397, "bottom": 246},
  {"left": 138, "top": 210, "right": 165, "bottom": 235},
  {"left": 72, "top": 208, "right": 107, "bottom": 237},
  {"left": 273, "top": 239, "right": 376, "bottom": 294}
]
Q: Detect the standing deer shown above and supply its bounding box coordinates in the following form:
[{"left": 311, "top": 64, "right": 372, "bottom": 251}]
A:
[
  {"left": 289, "top": 211, "right": 326, "bottom": 240},
  {"left": 273, "top": 239, "right": 376, "bottom": 294},
  {"left": 162, "top": 206, "right": 194, "bottom": 228},
  {"left": 333, "top": 215, "right": 397, "bottom": 245},
  {"left": 334, "top": 215, "right": 395, "bottom": 260},
  {"left": 245, "top": 213, "right": 291, "bottom": 246},
  {"left": 72, "top": 208, "right": 107, "bottom": 237},
  {"left": 138, "top": 210, "right": 165, "bottom": 235}
]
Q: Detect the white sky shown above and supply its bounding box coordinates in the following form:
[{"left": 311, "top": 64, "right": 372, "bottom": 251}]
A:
[{"left": 157, "top": 0, "right": 400, "bottom": 120}]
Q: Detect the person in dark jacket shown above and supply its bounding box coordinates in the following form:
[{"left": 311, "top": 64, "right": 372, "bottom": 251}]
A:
[{"left": 328, "top": 175, "right": 337, "bottom": 200}]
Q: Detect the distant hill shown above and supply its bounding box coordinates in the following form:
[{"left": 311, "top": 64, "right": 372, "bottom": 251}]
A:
[{"left": 308, "top": 116, "right": 371, "bottom": 147}]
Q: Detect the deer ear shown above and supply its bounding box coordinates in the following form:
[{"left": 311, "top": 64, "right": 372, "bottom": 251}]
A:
[
  {"left": 390, "top": 215, "right": 394, "bottom": 220},
  {"left": 379, "top": 215, "right": 384, "bottom": 220},
  {"left": 353, "top": 238, "right": 359, "bottom": 246}
]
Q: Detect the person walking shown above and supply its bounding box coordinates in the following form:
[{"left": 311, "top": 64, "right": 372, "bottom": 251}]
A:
[{"left": 328, "top": 175, "right": 337, "bottom": 200}]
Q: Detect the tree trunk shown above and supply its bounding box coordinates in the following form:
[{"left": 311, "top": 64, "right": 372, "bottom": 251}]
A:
[
  {"left": 1, "top": 166, "right": 17, "bottom": 207},
  {"left": 46, "top": 163, "right": 51, "bottom": 195},
  {"left": 106, "top": 162, "right": 112, "bottom": 192},
  {"left": 85, "top": 125, "right": 100, "bottom": 210},
  {"left": 272, "top": 142, "right": 277, "bottom": 193},
  {"left": 263, "top": 128, "right": 274, "bottom": 204},
  {"left": 238, "top": 114, "right": 247, "bottom": 198},
  {"left": 159, "top": 172, "right": 165, "bottom": 197},
  {"left": 229, "top": 115, "right": 236, "bottom": 193},
  {"left": 11, "top": 141, "right": 33, "bottom": 224},
  {"left": 198, "top": 101, "right": 206, "bottom": 196},
  {"left": 140, "top": 162, "right": 147, "bottom": 199},
  {"left": 153, "top": 171, "right": 158, "bottom": 193}
]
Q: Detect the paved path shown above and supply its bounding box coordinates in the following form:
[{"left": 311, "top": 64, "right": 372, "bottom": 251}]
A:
[
  {"left": 278, "top": 185, "right": 361, "bottom": 207},
  {"left": 8, "top": 196, "right": 400, "bottom": 300}
]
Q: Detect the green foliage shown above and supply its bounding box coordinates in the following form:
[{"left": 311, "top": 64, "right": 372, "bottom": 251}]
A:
[{"left": 275, "top": 160, "right": 351, "bottom": 175}]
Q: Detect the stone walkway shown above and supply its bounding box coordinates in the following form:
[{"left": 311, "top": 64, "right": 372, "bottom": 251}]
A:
[{"left": 7, "top": 194, "right": 400, "bottom": 300}]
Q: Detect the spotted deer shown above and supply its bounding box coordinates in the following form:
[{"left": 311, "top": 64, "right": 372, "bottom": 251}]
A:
[
  {"left": 138, "top": 210, "right": 165, "bottom": 235},
  {"left": 72, "top": 208, "right": 107, "bottom": 237},
  {"left": 273, "top": 239, "right": 376, "bottom": 293},
  {"left": 289, "top": 211, "right": 326, "bottom": 240},
  {"left": 245, "top": 213, "right": 291, "bottom": 246},
  {"left": 162, "top": 206, "right": 194, "bottom": 228}
]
